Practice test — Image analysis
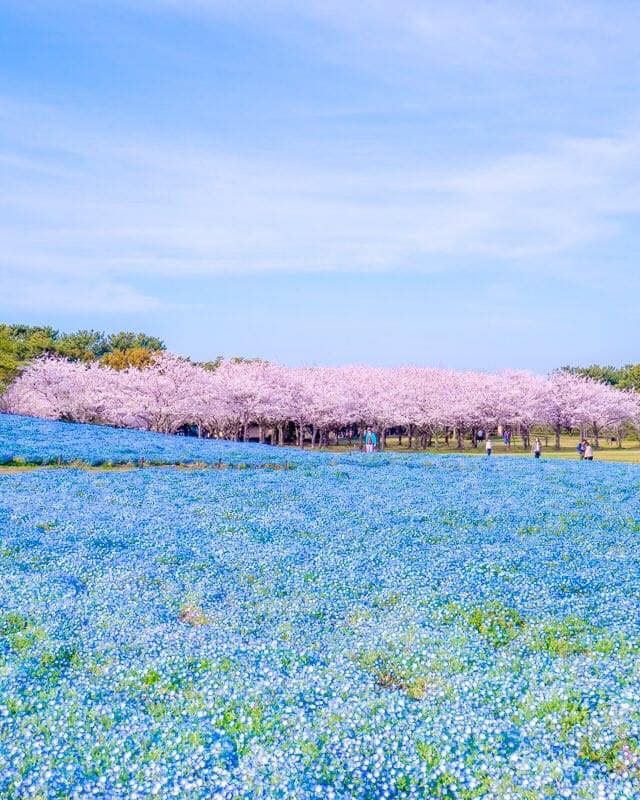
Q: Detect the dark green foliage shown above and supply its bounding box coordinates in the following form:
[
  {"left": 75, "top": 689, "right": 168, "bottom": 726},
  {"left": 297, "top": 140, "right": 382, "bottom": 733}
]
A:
[
  {"left": 530, "top": 616, "right": 594, "bottom": 657},
  {"left": 32, "top": 646, "right": 81, "bottom": 683},
  {"left": 563, "top": 363, "right": 640, "bottom": 390},
  {"left": 105, "top": 331, "right": 165, "bottom": 353},
  {"left": 533, "top": 692, "right": 591, "bottom": 739},
  {"left": 199, "top": 356, "right": 223, "bottom": 371},
  {"left": 468, "top": 602, "right": 525, "bottom": 648},
  {"left": 0, "top": 612, "right": 29, "bottom": 636},
  {"left": 579, "top": 735, "right": 639, "bottom": 771},
  {"left": 0, "top": 323, "right": 165, "bottom": 389},
  {"left": 55, "top": 330, "right": 111, "bottom": 360}
]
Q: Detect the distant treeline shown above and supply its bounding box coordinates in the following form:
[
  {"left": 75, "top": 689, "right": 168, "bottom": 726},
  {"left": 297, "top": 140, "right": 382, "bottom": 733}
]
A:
[
  {"left": 0, "top": 323, "right": 262, "bottom": 389},
  {"left": 0, "top": 324, "right": 166, "bottom": 388},
  {"left": 2, "top": 322, "right": 639, "bottom": 394},
  {"left": 562, "top": 364, "right": 640, "bottom": 391}
]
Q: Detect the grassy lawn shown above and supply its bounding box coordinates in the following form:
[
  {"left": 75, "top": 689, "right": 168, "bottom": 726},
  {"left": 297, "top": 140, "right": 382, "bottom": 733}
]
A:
[
  {"left": 323, "top": 432, "right": 640, "bottom": 464},
  {"left": 2, "top": 433, "right": 639, "bottom": 470}
]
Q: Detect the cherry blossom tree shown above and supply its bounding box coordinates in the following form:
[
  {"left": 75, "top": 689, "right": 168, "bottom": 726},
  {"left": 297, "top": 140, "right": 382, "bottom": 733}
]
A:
[{"left": 2, "top": 355, "right": 637, "bottom": 450}]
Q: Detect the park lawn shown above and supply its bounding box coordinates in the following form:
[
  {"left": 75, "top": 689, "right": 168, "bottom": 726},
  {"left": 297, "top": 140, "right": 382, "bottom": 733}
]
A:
[
  {"left": 321, "top": 432, "right": 640, "bottom": 464},
  {"left": 2, "top": 440, "right": 640, "bottom": 469}
]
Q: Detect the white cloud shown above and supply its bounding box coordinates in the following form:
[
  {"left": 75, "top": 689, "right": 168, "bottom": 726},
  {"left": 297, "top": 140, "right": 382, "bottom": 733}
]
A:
[
  {"left": 0, "top": 271, "right": 162, "bottom": 313},
  {"left": 1, "top": 98, "right": 640, "bottom": 285}
]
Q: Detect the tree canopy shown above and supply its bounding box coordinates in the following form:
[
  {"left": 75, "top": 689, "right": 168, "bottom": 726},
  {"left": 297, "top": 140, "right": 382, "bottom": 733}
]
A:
[
  {"left": 563, "top": 364, "right": 640, "bottom": 391},
  {"left": 0, "top": 324, "right": 165, "bottom": 389},
  {"left": 3, "top": 355, "right": 638, "bottom": 450}
]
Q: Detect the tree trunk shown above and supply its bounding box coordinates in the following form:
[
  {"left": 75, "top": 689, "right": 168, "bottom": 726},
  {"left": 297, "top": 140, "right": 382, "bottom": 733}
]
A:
[
  {"left": 258, "top": 424, "right": 264, "bottom": 444},
  {"left": 456, "top": 427, "right": 464, "bottom": 450},
  {"left": 408, "top": 424, "right": 414, "bottom": 449},
  {"left": 555, "top": 423, "right": 561, "bottom": 450}
]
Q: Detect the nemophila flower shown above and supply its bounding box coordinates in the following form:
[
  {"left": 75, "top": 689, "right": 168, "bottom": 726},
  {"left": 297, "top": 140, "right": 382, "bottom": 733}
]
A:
[
  {"left": 1, "top": 417, "right": 640, "bottom": 797},
  {"left": 0, "top": 412, "right": 327, "bottom": 468}
]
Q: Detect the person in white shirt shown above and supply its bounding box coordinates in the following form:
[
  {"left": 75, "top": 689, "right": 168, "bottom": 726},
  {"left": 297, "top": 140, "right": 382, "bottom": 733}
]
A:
[
  {"left": 533, "top": 437, "right": 542, "bottom": 458},
  {"left": 485, "top": 437, "right": 493, "bottom": 456},
  {"left": 584, "top": 442, "right": 593, "bottom": 460}
]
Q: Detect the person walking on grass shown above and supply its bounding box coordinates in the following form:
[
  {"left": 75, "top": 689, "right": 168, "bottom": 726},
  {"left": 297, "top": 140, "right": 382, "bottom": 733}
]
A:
[
  {"left": 577, "top": 440, "right": 586, "bottom": 459},
  {"left": 584, "top": 441, "right": 594, "bottom": 461},
  {"left": 533, "top": 437, "right": 542, "bottom": 458},
  {"left": 485, "top": 436, "right": 493, "bottom": 456},
  {"left": 363, "top": 427, "right": 378, "bottom": 453}
]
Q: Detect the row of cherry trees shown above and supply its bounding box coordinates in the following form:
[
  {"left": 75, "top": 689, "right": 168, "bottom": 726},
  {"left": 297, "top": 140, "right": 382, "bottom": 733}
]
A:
[{"left": 2, "top": 354, "right": 639, "bottom": 449}]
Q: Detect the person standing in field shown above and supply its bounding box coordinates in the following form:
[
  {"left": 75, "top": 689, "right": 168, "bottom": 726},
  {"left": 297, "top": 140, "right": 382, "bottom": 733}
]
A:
[
  {"left": 533, "top": 437, "right": 542, "bottom": 458},
  {"left": 363, "top": 428, "right": 377, "bottom": 453},
  {"left": 577, "top": 440, "right": 586, "bottom": 459},
  {"left": 485, "top": 436, "right": 493, "bottom": 456},
  {"left": 584, "top": 441, "right": 594, "bottom": 460}
]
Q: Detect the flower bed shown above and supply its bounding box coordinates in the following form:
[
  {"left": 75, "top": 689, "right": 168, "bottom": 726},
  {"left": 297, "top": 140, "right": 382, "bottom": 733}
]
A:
[
  {"left": 0, "top": 414, "right": 323, "bottom": 467},
  {"left": 1, "top": 423, "right": 639, "bottom": 798}
]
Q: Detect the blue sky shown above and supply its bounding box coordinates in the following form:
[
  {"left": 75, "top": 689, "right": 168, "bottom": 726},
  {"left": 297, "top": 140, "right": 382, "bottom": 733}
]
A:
[{"left": 1, "top": 1, "right": 639, "bottom": 370}]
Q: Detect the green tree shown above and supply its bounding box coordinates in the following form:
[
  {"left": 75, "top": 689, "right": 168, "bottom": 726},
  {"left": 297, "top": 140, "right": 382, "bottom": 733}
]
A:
[
  {"left": 563, "top": 363, "right": 640, "bottom": 391},
  {"left": 200, "top": 356, "right": 223, "bottom": 371},
  {"left": 106, "top": 331, "right": 165, "bottom": 353},
  {"left": 0, "top": 335, "right": 20, "bottom": 388},
  {"left": 618, "top": 364, "right": 640, "bottom": 391},
  {"left": 56, "top": 330, "right": 108, "bottom": 361},
  {"left": 101, "top": 347, "right": 157, "bottom": 370},
  {"left": 0, "top": 325, "right": 57, "bottom": 388},
  {"left": 0, "top": 323, "right": 166, "bottom": 390},
  {"left": 562, "top": 364, "right": 621, "bottom": 385}
]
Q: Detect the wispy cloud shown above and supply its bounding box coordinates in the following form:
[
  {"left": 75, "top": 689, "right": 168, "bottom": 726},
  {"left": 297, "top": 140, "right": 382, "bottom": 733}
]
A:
[
  {"left": 1, "top": 98, "right": 640, "bottom": 287},
  {"left": 135, "top": 0, "right": 639, "bottom": 77},
  {"left": 0, "top": 272, "right": 162, "bottom": 314},
  {"left": 2, "top": 2, "right": 640, "bottom": 320}
]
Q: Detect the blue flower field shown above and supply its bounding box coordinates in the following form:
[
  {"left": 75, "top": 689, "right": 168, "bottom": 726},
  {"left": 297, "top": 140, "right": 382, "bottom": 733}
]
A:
[
  {"left": 1, "top": 417, "right": 640, "bottom": 798},
  {"left": 0, "top": 414, "right": 318, "bottom": 468}
]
